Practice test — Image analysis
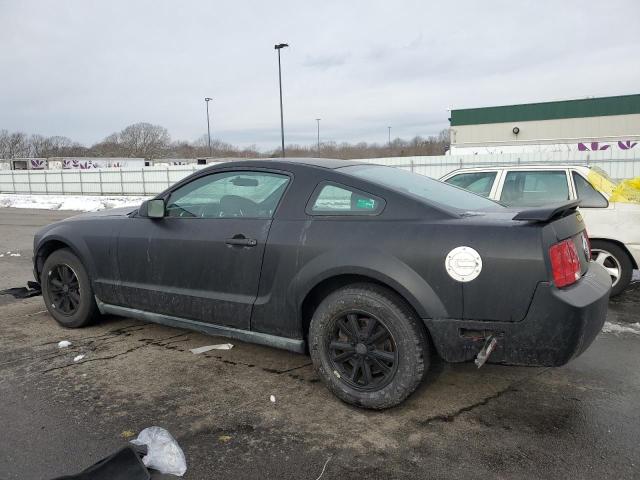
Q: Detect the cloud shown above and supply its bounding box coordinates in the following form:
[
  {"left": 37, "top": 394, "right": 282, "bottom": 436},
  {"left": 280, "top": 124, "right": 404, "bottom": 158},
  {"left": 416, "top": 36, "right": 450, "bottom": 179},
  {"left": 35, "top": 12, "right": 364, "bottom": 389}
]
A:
[
  {"left": 0, "top": 0, "right": 639, "bottom": 149},
  {"left": 303, "top": 53, "right": 349, "bottom": 69}
]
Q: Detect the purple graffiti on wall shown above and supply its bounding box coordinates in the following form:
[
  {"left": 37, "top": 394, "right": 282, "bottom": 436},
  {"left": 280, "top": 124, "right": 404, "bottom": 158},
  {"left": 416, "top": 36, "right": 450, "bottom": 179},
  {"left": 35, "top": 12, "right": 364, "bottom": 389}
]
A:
[
  {"left": 63, "top": 159, "right": 98, "bottom": 169},
  {"left": 577, "top": 140, "right": 638, "bottom": 151},
  {"left": 30, "top": 159, "right": 46, "bottom": 169},
  {"left": 577, "top": 142, "right": 610, "bottom": 151},
  {"left": 618, "top": 140, "right": 637, "bottom": 150}
]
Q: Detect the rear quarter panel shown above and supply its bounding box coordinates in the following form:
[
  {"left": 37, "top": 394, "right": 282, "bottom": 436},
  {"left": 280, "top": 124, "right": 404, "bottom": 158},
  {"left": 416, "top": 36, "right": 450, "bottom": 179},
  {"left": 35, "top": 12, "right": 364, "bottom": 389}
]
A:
[
  {"left": 251, "top": 217, "right": 463, "bottom": 338},
  {"left": 580, "top": 202, "right": 640, "bottom": 249},
  {"left": 444, "top": 217, "right": 548, "bottom": 322}
]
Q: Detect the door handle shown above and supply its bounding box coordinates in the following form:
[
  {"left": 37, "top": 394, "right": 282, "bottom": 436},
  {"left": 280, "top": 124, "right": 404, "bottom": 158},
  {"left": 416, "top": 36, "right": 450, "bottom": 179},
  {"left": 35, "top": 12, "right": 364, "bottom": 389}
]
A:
[{"left": 225, "top": 236, "right": 257, "bottom": 247}]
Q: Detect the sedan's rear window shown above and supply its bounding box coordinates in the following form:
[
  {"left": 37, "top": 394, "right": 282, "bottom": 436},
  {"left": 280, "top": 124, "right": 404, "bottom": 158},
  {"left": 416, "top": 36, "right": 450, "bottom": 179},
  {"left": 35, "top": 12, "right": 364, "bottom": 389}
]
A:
[{"left": 340, "top": 165, "right": 501, "bottom": 211}]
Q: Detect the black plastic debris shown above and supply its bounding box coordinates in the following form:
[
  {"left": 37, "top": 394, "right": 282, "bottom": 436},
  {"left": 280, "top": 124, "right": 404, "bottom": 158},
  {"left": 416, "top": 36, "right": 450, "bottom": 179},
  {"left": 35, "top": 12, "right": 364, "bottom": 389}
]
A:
[
  {"left": 0, "top": 281, "right": 41, "bottom": 299},
  {"left": 50, "top": 445, "right": 150, "bottom": 480}
]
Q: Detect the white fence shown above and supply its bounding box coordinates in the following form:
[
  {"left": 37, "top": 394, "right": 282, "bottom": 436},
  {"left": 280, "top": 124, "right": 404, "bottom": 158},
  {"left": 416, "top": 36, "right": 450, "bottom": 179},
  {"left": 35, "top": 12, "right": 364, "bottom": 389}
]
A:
[
  {"left": 0, "top": 165, "right": 204, "bottom": 195},
  {"left": 0, "top": 150, "right": 639, "bottom": 195},
  {"left": 365, "top": 150, "right": 640, "bottom": 180}
]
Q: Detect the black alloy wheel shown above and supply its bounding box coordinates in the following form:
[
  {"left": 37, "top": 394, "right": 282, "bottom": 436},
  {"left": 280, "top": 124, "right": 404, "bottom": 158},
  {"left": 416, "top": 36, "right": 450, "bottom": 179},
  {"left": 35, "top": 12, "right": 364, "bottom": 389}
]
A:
[
  {"left": 41, "top": 248, "right": 98, "bottom": 328},
  {"left": 309, "top": 283, "right": 430, "bottom": 409},
  {"left": 47, "top": 264, "right": 81, "bottom": 315},
  {"left": 328, "top": 312, "right": 398, "bottom": 391}
]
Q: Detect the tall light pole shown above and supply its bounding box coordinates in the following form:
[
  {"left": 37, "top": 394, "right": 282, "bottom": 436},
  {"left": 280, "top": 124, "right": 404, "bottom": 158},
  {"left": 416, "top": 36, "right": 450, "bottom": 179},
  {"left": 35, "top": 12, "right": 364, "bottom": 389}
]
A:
[
  {"left": 387, "top": 126, "right": 391, "bottom": 147},
  {"left": 204, "top": 97, "right": 213, "bottom": 157},
  {"left": 315, "top": 118, "right": 321, "bottom": 154},
  {"left": 275, "top": 43, "right": 289, "bottom": 157}
]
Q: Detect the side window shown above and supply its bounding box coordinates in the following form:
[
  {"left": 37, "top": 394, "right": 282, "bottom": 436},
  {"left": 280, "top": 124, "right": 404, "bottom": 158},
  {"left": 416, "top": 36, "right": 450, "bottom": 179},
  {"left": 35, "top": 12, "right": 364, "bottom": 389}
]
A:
[
  {"left": 572, "top": 172, "right": 608, "bottom": 208},
  {"left": 500, "top": 171, "right": 569, "bottom": 207},
  {"left": 444, "top": 172, "right": 497, "bottom": 197},
  {"left": 308, "top": 183, "right": 385, "bottom": 215},
  {"left": 166, "top": 171, "right": 289, "bottom": 218}
]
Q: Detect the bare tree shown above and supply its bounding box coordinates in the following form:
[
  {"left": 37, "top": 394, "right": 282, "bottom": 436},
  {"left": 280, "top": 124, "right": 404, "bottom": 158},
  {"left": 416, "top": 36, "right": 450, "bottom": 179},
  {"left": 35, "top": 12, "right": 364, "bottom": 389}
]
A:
[
  {"left": 0, "top": 130, "right": 31, "bottom": 159},
  {"left": 2, "top": 125, "right": 450, "bottom": 161},
  {"left": 89, "top": 133, "right": 124, "bottom": 157},
  {"left": 118, "top": 122, "right": 170, "bottom": 159},
  {"left": 31, "top": 134, "right": 86, "bottom": 158}
]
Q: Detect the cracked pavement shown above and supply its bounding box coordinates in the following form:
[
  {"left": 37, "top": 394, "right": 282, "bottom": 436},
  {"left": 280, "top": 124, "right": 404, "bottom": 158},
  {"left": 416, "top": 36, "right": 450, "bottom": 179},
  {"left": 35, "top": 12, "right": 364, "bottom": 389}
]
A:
[{"left": 1, "top": 208, "right": 639, "bottom": 479}]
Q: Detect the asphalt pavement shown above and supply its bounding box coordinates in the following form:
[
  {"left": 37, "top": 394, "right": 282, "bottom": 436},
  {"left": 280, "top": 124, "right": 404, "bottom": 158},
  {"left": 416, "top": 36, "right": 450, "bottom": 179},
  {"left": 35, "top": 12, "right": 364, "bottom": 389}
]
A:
[{"left": 0, "top": 207, "right": 639, "bottom": 480}]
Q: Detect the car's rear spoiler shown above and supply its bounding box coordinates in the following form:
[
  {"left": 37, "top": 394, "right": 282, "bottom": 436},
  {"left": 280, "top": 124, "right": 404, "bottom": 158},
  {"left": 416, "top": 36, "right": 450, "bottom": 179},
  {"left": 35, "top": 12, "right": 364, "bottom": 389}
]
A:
[{"left": 512, "top": 200, "right": 580, "bottom": 222}]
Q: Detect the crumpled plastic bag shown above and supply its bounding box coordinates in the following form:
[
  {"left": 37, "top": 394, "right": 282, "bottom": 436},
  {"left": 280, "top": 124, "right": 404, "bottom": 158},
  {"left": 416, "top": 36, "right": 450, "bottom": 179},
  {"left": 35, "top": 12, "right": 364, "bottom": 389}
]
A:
[
  {"left": 130, "top": 426, "right": 187, "bottom": 476},
  {"left": 587, "top": 169, "right": 640, "bottom": 204},
  {"left": 610, "top": 177, "right": 640, "bottom": 203}
]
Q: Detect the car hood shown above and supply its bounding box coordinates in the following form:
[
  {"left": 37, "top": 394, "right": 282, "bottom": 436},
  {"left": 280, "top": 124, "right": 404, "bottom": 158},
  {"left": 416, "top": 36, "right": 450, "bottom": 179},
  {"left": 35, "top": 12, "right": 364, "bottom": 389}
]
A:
[
  {"left": 65, "top": 206, "right": 138, "bottom": 220},
  {"left": 41, "top": 206, "right": 138, "bottom": 227},
  {"left": 84, "top": 206, "right": 138, "bottom": 217}
]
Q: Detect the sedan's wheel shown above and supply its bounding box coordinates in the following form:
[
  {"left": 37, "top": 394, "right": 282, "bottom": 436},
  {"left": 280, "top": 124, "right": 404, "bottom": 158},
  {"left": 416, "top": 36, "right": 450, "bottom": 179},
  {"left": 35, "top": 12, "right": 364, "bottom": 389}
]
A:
[
  {"left": 590, "top": 240, "right": 633, "bottom": 297},
  {"left": 309, "top": 283, "right": 429, "bottom": 409},
  {"left": 41, "top": 248, "right": 97, "bottom": 328}
]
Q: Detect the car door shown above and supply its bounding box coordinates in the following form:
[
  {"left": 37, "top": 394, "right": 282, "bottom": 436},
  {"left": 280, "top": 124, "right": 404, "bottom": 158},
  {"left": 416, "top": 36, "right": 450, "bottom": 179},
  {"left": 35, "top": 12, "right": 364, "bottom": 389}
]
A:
[
  {"left": 497, "top": 169, "right": 571, "bottom": 207},
  {"left": 116, "top": 169, "right": 291, "bottom": 330}
]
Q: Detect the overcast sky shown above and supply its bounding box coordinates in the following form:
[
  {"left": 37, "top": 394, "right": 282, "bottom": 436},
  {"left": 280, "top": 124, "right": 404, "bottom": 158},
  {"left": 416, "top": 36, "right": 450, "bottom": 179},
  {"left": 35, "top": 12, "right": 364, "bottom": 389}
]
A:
[{"left": 1, "top": 0, "right": 639, "bottom": 150}]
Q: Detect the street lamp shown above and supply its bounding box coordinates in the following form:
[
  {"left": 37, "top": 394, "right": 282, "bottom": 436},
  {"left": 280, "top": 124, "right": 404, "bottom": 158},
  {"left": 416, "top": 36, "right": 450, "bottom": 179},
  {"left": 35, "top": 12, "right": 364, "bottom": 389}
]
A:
[
  {"left": 315, "top": 118, "right": 321, "bottom": 154},
  {"left": 204, "top": 97, "right": 213, "bottom": 157},
  {"left": 387, "top": 126, "right": 391, "bottom": 147},
  {"left": 275, "top": 43, "right": 289, "bottom": 157}
]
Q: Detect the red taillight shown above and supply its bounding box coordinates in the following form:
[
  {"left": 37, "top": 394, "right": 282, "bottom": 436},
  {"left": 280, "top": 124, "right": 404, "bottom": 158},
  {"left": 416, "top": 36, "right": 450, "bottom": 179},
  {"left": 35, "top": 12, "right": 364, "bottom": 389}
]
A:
[{"left": 549, "top": 238, "right": 581, "bottom": 288}]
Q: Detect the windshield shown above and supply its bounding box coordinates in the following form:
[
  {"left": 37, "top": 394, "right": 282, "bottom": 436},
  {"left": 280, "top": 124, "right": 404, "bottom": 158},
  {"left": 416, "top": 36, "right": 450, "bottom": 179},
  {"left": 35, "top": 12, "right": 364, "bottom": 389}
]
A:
[{"left": 340, "top": 164, "right": 503, "bottom": 212}]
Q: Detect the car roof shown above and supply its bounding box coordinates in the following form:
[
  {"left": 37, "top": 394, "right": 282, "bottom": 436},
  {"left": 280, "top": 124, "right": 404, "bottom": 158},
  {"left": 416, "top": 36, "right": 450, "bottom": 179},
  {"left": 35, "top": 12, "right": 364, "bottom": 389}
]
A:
[
  {"left": 443, "top": 164, "right": 591, "bottom": 176},
  {"left": 207, "top": 157, "right": 368, "bottom": 171}
]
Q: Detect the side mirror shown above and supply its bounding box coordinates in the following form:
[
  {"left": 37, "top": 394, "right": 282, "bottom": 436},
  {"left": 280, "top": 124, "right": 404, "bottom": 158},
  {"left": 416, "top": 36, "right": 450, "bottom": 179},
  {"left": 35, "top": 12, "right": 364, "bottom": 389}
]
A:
[{"left": 140, "top": 199, "right": 165, "bottom": 218}]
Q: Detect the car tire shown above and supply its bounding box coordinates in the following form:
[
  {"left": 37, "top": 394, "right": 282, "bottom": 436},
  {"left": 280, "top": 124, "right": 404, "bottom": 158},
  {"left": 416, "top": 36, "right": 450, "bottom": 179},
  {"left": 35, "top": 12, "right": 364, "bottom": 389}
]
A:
[
  {"left": 590, "top": 240, "right": 633, "bottom": 297},
  {"left": 309, "top": 283, "right": 429, "bottom": 409},
  {"left": 41, "top": 248, "right": 98, "bottom": 328}
]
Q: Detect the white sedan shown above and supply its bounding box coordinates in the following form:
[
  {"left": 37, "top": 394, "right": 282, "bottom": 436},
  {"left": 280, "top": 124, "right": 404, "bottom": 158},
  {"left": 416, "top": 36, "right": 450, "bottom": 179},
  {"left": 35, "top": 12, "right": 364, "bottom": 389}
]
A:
[{"left": 441, "top": 165, "right": 640, "bottom": 296}]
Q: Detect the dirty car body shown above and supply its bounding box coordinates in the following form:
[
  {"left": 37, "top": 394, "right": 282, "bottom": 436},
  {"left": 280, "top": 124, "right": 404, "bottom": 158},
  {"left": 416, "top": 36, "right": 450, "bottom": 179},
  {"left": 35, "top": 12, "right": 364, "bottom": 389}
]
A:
[{"left": 33, "top": 159, "right": 611, "bottom": 408}]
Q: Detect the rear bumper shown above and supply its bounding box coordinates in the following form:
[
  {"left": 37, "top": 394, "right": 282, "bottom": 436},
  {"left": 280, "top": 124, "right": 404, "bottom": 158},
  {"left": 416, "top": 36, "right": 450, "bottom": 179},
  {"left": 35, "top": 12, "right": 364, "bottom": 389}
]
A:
[{"left": 425, "top": 262, "right": 611, "bottom": 367}]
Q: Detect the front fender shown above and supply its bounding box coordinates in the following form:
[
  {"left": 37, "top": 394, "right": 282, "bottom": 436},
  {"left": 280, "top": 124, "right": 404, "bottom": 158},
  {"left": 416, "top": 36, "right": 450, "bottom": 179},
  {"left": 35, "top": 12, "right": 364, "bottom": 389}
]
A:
[
  {"left": 290, "top": 247, "right": 448, "bottom": 320},
  {"left": 34, "top": 225, "right": 97, "bottom": 282}
]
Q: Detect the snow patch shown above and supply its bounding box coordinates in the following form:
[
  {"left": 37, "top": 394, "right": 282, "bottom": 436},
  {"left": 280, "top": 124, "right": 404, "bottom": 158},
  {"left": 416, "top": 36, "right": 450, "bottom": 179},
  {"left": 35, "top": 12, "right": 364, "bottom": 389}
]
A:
[
  {"left": 0, "top": 194, "right": 150, "bottom": 212},
  {"left": 602, "top": 322, "right": 640, "bottom": 335}
]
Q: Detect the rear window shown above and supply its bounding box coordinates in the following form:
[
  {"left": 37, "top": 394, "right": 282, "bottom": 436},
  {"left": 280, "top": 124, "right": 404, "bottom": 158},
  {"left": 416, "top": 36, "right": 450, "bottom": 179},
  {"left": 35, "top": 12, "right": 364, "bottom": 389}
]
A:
[
  {"left": 340, "top": 164, "right": 501, "bottom": 212},
  {"left": 308, "top": 182, "right": 385, "bottom": 215},
  {"left": 573, "top": 172, "right": 608, "bottom": 208}
]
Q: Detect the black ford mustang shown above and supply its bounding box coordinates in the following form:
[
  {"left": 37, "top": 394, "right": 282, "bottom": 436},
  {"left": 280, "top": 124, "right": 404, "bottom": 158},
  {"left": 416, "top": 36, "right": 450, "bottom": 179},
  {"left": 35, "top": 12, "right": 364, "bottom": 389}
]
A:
[{"left": 33, "top": 159, "right": 611, "bottom": 408}]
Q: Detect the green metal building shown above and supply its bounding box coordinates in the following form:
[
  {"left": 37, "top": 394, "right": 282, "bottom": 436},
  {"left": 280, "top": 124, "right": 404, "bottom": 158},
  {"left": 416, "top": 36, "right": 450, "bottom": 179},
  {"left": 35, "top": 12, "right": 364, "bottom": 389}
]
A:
[{"left": 449, "top": 94, "right": 640, "bottom": 155}]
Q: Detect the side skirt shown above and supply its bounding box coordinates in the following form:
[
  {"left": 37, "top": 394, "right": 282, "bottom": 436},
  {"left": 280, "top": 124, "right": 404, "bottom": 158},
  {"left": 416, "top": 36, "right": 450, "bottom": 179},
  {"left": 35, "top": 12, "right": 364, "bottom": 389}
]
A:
[{"left": 95, "top": 298, "right": 306, "bottom": 354}]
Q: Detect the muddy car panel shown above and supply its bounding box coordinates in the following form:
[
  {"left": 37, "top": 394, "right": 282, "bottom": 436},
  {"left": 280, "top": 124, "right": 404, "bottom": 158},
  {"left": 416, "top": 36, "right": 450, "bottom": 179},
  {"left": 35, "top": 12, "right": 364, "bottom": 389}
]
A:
[{"left": 33, "top": 158, "right": 611, "bottom": 366}]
